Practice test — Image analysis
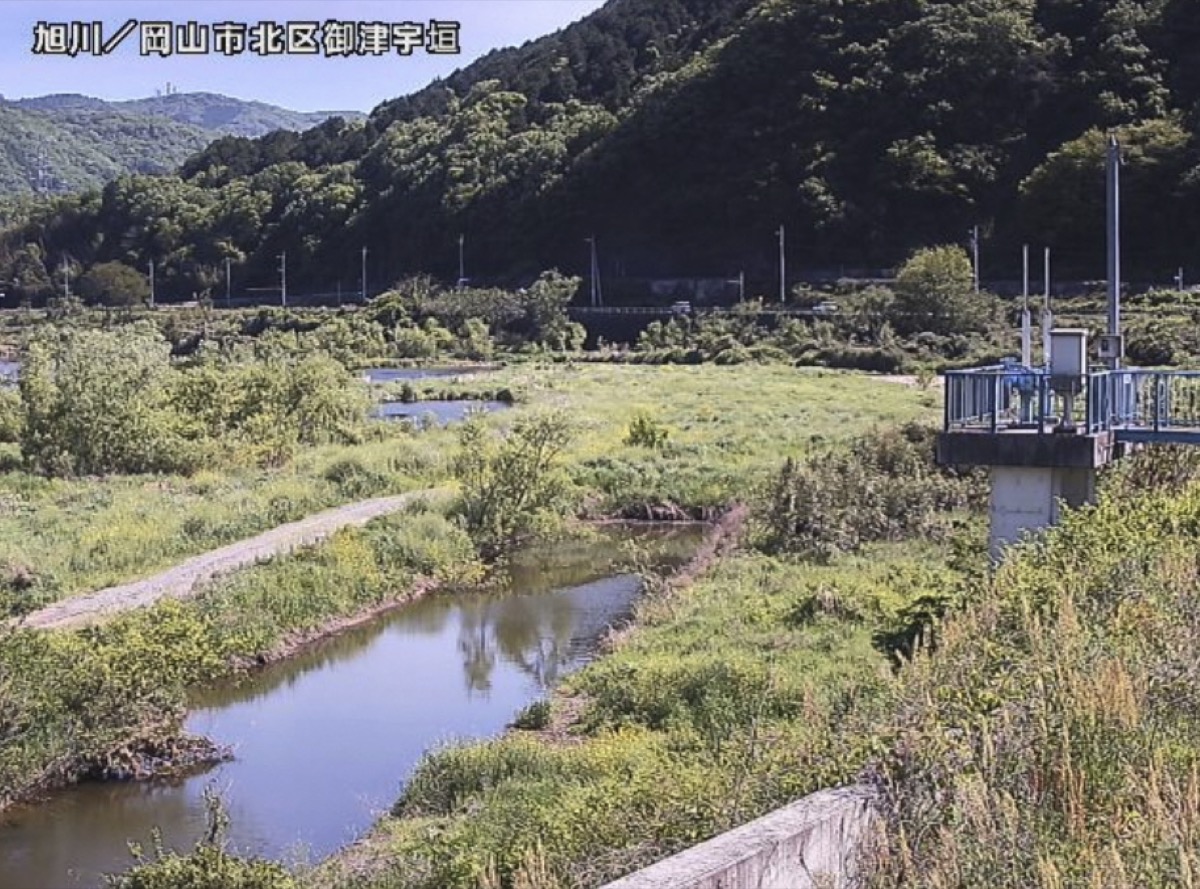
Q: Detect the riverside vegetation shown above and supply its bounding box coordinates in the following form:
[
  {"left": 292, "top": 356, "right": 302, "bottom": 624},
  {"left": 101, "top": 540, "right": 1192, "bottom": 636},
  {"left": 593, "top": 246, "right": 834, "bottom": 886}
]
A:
[
  {"left": 0, "top": 318, "right": 937, "bottom": 850},
  {"left": 8, "top": 284, "right": 1200, "bottom": 887},
  {"left": 114, "top": 431, "right": 1200, "bottom": 887},
  {"left": 77, "top": 340, "right": 1200, "bottom": 888},
  {"left": 63, "top": 378, "right": 972, "bottom": 887}
]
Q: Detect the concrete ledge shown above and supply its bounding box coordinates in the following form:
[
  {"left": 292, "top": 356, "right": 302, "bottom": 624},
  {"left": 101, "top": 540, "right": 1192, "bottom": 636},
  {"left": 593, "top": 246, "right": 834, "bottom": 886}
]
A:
[
  {"left": 599, "top": 785, "right": 879, "bottom": 889},
  {"left": 937, "top": 430, "right": 1114, "bottom": 469}
]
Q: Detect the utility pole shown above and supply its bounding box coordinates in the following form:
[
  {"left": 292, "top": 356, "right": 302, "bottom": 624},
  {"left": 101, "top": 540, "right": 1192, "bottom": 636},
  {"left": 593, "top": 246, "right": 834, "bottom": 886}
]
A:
[
  {"left": 224, "top": 257, "right": 231, "bottom": 306},
  {"left": 1021, "top": 245, "right": 1032, "bottom": 367},
  {"left": 458, "top": 233, "right": 465, "bottom": 285},
  {"left": 970, "top": 225, "right": 981, "bottom": 292},
  {"left": 361, "top": 246, "right": 368, "bottom": 301},
  {"left": 148, "top": 260, "right": 154, "bottom": 307},
  {"left": 278, "top": 251, "right": 287, "bottom": 308},
  {"left": 1106, "top": 134, "right": 1121, "bottom": 369},
  {"left": 776, "top": 225, "right": 786, "bottom": 304},
  {"left": 1042, "top": 247, "right": 1053, "bottom": 368},
  {"left": 586, "top": 236, "right": 602, "bottom": 307},
  {"left": 1176, "top": 266, "right": 1185, "bottom": 292}
]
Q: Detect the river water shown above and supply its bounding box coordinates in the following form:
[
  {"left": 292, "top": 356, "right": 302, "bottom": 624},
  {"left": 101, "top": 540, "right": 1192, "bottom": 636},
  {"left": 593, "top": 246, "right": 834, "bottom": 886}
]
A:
[{"left": 0, "top": 525, "right": 703, "bottom": 889}]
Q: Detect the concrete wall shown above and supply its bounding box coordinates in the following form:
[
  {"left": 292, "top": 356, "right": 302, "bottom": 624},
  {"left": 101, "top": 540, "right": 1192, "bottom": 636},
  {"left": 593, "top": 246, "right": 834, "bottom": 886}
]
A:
[{"left": 599, "top": 785, "right": 879, "bottom": 889}]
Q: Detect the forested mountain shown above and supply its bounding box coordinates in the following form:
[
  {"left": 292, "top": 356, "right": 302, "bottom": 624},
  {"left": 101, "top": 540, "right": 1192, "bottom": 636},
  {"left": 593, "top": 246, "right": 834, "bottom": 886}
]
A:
[
  {"left": 4, "top": 0, "right": 1200, "bottom": 305},
  {"left": 13, "top": 92, "right": 364, "bottom": 138},
  {"left": 0, "top": 93, "right": 365, "bottom": 196},
  {"left": 0, "top": 103, "right": 210, "bottom": 195}
]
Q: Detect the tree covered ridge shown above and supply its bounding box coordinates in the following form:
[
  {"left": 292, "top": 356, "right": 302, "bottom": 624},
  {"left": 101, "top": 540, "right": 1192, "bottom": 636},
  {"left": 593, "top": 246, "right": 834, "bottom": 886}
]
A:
[
  {"left": 0, "top": 93, "right": 365, "bottom": 200},
  {"left": 5, "top": 0, "right": 1200, "bottom": 304}
]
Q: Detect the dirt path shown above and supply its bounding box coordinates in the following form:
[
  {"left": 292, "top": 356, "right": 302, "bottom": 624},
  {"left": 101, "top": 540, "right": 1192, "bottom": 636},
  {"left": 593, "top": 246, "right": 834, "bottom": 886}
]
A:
[
  {"left": 877, "top": 373, "right": 944, "bottom": 389},
  {"left": 20, "top": 488, "right": 448, "bottom": 632}
]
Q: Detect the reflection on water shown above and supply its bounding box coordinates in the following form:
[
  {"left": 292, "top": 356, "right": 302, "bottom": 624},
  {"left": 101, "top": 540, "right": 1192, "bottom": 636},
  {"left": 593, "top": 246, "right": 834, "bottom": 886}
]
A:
[{"left": 0, "top": 524, "right": 704, "bottom": 889}]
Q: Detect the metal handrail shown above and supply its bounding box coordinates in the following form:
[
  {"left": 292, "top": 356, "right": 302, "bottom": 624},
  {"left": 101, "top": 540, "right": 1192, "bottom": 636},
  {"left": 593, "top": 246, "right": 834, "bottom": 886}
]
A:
[{"left": 944, "top": 367, "right": 1200, "bottom": 437}]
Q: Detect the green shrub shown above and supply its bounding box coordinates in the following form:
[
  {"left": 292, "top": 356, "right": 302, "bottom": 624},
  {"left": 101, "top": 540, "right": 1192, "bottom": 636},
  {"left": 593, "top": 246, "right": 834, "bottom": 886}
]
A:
[
  {"left": 16, "top": 324, "right": 368, "bottom": 477},
  {"left": 453, "top": 411, "right": 575, "bottom": 559},
  {"left": 322, "top": 457, "right": 391, "bottom": 499},
  {"left": 105, "top": 790, "right": 297, "bottom": 889},
  {"left": 755, "top": 423, "right": 985, "bottom": 559},
  {"left": 396, "top": 736, "right": 570, "bottom": 818},
  {"left": 20, "top": 323, "right": 187, "bottom": 476},
  {"left": 512, "top": 699, "right": 552, "bottom": 730},
  {"left": 623, "top": 411, "right": 669, "bottom": 449},
  {"left": 107, "top": 844, "right": 296, "bottom": 889}
]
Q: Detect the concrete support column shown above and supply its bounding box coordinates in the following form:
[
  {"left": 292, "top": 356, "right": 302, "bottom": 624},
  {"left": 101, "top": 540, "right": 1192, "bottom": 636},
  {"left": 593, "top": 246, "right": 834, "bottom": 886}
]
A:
[{"left": 989, "top": 465, "right": 1096, "bottom": 559}]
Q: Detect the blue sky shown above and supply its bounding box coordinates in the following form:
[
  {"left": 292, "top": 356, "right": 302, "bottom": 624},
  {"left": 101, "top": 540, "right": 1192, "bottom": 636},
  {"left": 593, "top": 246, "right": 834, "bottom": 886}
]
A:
[{"left": 0, "top": 1, "right": 607, "bottom": 112}]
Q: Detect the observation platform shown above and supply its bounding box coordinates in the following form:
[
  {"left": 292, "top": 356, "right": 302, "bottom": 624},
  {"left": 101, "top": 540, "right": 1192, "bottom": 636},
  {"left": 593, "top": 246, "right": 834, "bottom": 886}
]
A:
[{"left": 937, "top": 362, "right": 1200, "bottom": 558}]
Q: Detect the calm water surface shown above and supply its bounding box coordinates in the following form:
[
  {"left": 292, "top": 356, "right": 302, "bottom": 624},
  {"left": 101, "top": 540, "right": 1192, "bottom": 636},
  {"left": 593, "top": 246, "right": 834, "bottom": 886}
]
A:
[
  {"left": 0, "top": 525, "right": 702, "bottom": 889},
  {"left": 372, "top": 399, "right": 510, "bottom": 425}
]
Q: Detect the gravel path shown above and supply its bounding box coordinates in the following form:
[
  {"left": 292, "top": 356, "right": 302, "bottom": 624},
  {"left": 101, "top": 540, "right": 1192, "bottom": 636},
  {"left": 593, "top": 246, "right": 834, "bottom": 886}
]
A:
[{"left": 20, "top": 488, "right": 446, "bottom": 631}]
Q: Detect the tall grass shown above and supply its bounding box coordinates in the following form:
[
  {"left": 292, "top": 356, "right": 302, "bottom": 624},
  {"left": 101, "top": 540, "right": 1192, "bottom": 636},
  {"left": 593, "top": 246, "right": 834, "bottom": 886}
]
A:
[
  {"left": 867, "top": 450, "right": 1200, "bottom": 887},
  {"left": 479, "top": 363, "right": 939, "bottom": 517},
  {"left": 1, "top": 365, "right": 934, "bottom": 611}
]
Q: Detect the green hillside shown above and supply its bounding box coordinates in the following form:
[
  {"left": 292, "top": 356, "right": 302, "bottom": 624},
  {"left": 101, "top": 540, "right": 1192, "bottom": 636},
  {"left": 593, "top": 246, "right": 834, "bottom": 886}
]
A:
[
  {"left": 0, "top": 104, "right": 209, "bottom": 195},
  {"left": 3, "top": 0, "right": 1200, "bottom": 300},
  {"left": 0, "top": 93, "right": 365, "bottom": 197},
  {"left": 15, "top": 92, "right": 364, "bottom": 138}
]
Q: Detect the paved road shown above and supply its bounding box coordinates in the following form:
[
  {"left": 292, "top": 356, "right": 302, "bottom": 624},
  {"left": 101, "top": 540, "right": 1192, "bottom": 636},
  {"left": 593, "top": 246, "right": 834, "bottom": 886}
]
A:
[{"left": 20, "top": 488, "right": 447, "bottom": 631}]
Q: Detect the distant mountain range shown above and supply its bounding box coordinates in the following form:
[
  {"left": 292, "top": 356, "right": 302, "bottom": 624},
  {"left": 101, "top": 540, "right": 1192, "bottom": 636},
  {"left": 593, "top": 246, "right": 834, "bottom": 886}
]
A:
[
  {"left": 0, "top": 92, "right": 365, "bottom": 195},
  {"left": 5, "top": 0, "right": 1200, "bottom": 294}
]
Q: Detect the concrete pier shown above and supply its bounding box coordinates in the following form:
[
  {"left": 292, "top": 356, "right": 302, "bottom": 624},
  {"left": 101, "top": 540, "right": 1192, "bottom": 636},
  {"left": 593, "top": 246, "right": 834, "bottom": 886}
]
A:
[
  {"left": 937, "top": 429, "right": 1113, "bottom": 558},
  {"left": 987, "top": 465, "right": 1095, "bottom": 558}
]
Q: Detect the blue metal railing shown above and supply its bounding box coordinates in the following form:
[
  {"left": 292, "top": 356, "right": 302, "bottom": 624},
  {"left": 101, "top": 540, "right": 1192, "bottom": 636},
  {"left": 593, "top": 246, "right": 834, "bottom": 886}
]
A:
[
  {"left": 944, "top": 364, "right": 1059, "bottom": 433},
  {"left": 944, "top": 366, "right": 1200, "bottom": 440}
]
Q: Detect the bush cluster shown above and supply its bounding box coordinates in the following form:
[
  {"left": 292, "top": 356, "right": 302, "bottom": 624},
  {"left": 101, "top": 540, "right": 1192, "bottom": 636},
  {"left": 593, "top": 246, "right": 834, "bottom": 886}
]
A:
[
  {"left": 754, "top": 422, "right": 986, "bottom": 560},
  {"left": 16, "top": 323, "right": 368, "bottom": 476},
  {"left": 453, "top": 410, "right": 575, "bottom": 559}
]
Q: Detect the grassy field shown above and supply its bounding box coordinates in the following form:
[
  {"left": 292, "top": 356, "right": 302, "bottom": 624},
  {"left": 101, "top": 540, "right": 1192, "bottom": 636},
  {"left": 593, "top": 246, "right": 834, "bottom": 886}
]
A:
[
  {"left": 482, "top": 362, "right": 939, "bottom": 515},
  {"left": 0, "top": 358, "right": 954, "bottom": 887},
  {"left": 0, "top": 364, "right": 936, "bottom": 608}
]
